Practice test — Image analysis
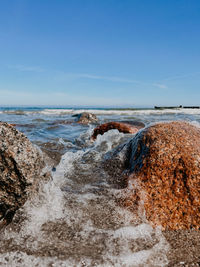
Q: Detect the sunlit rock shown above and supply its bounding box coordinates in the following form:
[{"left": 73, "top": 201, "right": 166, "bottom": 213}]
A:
[{"left": 105, "top": 121, "right": 200, "bottom": 230}]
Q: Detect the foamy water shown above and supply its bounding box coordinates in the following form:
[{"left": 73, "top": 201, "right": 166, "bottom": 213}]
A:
[
  {"left": 0, "top": 129, "right": 170, "bottom": 266},
  {"left": 2, "top": 107, "right": 200, "bottom": 116},
  {"left": 0, "top": 107, "right": 200, "bottom": 266},
  {"left": 40, "top": 108, "right": 200, "bottom": 116}
]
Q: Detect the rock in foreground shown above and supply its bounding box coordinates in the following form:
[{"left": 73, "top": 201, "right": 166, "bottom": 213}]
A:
[
  {"left": 104, "top": 121, "right": 200, "bottom": 230},
  {"left": 124, "top": 121, "right": 200, "bottom": 230},
  {"left": 0, "top": 122, "right": 48, "bottom": 225}
]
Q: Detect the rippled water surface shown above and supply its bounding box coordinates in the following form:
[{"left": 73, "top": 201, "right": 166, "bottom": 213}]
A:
[{"left": 0, "top": 107, "right": 200, "bottom": 266}]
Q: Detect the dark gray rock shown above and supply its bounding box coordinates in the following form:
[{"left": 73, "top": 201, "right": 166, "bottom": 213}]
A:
[{"left": 0, "top": 122, "right": 49, "bottom": 225}]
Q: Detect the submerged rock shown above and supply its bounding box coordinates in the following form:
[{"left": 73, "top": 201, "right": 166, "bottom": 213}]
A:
[
  {"left": 73, "top": 112, "right": 98, "bottom": 124},
  {"left": 0, "top": 122, "right": 49, "bottom": 225},
  {"left": 105, "top": 121, "right": 200, "bottom": 230},
  {"left": 92, "top": 121, "right": 144, "bottom": 140}
]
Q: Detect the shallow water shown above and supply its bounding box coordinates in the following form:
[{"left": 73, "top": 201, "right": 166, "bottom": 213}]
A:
[{"left": 0, "top": 107, "right": 199, "bottom": 266}]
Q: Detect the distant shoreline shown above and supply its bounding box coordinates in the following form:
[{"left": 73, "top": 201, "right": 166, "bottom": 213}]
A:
[{"left": 0, "top": 105, "right": 200, "bottom": 111}]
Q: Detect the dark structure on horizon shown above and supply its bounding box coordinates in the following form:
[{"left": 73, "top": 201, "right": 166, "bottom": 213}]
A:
[{"left": 154, "top": 105, "right": 200, "bottom": 109}]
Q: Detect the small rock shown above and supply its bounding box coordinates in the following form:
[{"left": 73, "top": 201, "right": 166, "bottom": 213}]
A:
[
  {"left": 92, "top": 121, "right": 144, "bottom": 140},
  {"left": 74, "top": 112, "right": 98, "bottom": 124}
]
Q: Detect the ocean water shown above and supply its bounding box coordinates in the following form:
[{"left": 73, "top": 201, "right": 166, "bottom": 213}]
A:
[{"left": 0, "top": 107, "right": 199, "bottom": 266}]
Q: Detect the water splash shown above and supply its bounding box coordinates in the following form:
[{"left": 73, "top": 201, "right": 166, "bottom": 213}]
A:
[{"left": 0, "top": 129, "right": 169, "bottom": 266}]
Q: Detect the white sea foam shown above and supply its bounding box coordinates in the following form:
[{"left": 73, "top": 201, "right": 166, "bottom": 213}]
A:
[
  {"left": 36, "top": 108, "right": 200, "bottom": 116},
  {"left": 38, "top": 108, "right": 74, "bottom": 115},
  {"left": 2, "top": 107, "right": 200, "bottom": 117},
  {"left": 94, "top": 129, "right": 125, "bottom": 153},
  {"left": 1, "top": 107, "right": 200, "bottom": 119}
]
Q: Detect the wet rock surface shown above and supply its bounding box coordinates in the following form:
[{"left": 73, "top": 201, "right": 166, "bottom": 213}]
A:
[
  {"left": 73, "top": 112, "right": 98, "bottom": 124},
  {"left": 0, "top": 122, "right": 49, "bottom": 225},
  {"left": 163, "top": 229, "right": 200, "bottom": 266},
  {"left": 35, "top": 141, "right": 67, "bottom": 167},
  {"left": 116, "top": 121, "right": 200, "bottom": 230},
  {"left": 92, "top": 121, "right": 144, "bottom": 140}
]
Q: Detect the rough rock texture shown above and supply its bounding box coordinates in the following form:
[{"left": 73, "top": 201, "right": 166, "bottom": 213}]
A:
[
  {"left": 92, "top": 121, "right": 144, "bottom": 140},
  {"left": 122, "top": 121, "right": 200, "bottom": 230},
  {"left": 73, "top": 112, "right": 98, "bottom": 124},
  {"left": 0, "top": 122, "right": 49, "bottom": 225},
  {"left": 163, "top": 229, "right": 200, "bottom": 266}
]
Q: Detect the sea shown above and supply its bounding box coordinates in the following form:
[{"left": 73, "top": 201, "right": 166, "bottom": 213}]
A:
[{"left": 0, "top": 106, "right": 199, "bottom": 267}]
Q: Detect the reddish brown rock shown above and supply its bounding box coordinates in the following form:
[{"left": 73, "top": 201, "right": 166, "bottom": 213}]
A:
[
  {"left": 123, "top": 121, "right": 200, "bottom": 230},
  {"left": 92, "top": 121, "right": 144, "bottom": 140},
  {"left": 0, "top": 122, "right": 49, "bottom": 225}
]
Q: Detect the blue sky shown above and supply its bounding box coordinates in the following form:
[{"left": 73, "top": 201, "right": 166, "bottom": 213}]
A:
[{"left": 0, "top": 0, "right": 200, "bottom": 107}]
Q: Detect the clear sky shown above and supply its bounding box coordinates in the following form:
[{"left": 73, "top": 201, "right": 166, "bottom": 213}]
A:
[{"left": 0, "top": 0, "right": 200, "bottom": 107}]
